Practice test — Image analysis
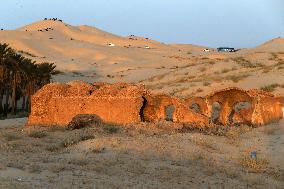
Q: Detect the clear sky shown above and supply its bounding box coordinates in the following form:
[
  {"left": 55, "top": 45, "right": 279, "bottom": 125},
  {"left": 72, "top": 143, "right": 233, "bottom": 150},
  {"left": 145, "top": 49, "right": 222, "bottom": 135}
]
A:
[{"left": 0, "top": 0, "right": 283, "bottom": 48}]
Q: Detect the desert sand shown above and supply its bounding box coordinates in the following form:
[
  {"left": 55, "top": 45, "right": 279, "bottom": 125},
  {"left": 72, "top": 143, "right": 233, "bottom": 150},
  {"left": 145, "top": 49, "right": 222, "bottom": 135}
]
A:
[
  {"left": 0, "top": 119, "right": 283, "bottom": 188},
  {"left": 0, "top": 20, "right": 284, "bottom": 188},
  {"left": 0, "top": 20, "right": 283, "bottom": 97}
]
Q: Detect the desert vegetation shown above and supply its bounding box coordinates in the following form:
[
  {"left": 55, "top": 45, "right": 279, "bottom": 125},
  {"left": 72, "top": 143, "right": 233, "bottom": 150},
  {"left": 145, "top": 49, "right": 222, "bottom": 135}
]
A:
[
  {"left": 0, "top": 118, "right": 284, "bottom": 188},
  {"left": 0, "top": 43, "right": 57, "bottom": 118}
]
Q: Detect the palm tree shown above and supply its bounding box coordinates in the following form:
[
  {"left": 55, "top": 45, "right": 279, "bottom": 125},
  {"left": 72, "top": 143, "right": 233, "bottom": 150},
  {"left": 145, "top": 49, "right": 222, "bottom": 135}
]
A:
[
  {"left": 0, "top": 43, "right": 13, "bottom": 116},
  {"left": 0, "top": 43, "right": 57, "bottom": 117}
]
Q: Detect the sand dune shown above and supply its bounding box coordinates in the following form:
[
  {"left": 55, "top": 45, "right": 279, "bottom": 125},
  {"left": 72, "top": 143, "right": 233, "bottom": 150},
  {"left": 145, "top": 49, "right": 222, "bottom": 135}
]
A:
[
  {"left": 255, "top": 37, "right": 284, "bottom": 52},
  {"left": 0, "top": 20, "right": 283, "bottom": 96}
]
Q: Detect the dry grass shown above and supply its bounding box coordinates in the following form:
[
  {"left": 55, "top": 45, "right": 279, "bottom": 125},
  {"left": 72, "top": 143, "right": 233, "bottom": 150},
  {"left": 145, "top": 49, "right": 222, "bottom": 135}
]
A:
[
  {"left": 68, "top": 157, "right": 89, "bottom": 166},
  {"left": 232, "top": 57, "right": 263, "bottom": 68},
  {"left": 207, "top": 60, "right": 216, "bottom": 65},
  {"left": 48, "top": 163, "right": 67, "bottom": 173},
  {"left": 0, "top": 119, "right": 283, "bottom": 188},
  {"left": 240, "top": 156, "right": 269, "bottom": 173},
  {"left": 199, "top": 67, "right": 207, "bottom": 72},
  {"left": 260, "top": 83, "right": 280, "bottom": 92},
  {"left": 263, "top": 126, "right": 277, "bottom": 135},
  {"left": 28, "top": 164, "right": 42, "bottom": 173},
  {"left": 104, "top": 125, "right": 120, "bottom": 134},
  {"left": 196, "top": 88, "right": 203, "bottom": 93},
  {"left": 28, "top": 131, "right": 47, "bottom": 138},
  {"left": 225, "top": 74, "right": 250, "bottom": 83},
  {"left": 221, "top": 68, "right": 230, "bottom": 73},
  {"left": 190, "top": 137, "right": 218, "bottom": 151},
  {"left": 203, "top": 81, "right": 211, "bottom": 86},
  {"left": 3, "top": 132, "right": 22, "bottom": 141}
]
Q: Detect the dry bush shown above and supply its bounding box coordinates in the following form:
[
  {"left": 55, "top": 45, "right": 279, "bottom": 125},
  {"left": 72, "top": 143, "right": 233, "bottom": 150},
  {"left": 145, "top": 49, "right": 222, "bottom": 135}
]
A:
[
  {"left": 225, "top": 125, "right": 251, "bottom": 140},
  {"left": 207, "top": 60, "right": 216, "bottom": 65},
  {"left": 28, "top": 164, "right": 41, "bottom": 173},
  {"left": 260, "top": 83, "right": 280, "bottom": 92},
  {"left": 46, "top": 130, "right": 95, "bottom": 151},
  {"left": 199, "top": 67, "right": 207, "bottom": 72},
  {"left": 262, "top": 66, "right": 273, "bottom": 73},
  {"left": 92, "top": 146, "right": 106, "bottom": 153},
  {"left": 240, "top": 173, "right": 266, "bottom": 187},
  {"left": 225, "top": 74, "right": 250, "bottom": 83},
  {"left": 196, "top": 88, "right": 203, "bottom": 93},
  {"left": 263, "top": 126, "right": 277, "bottom": 135},
  {"left": 47, "top": 125, "right": 66, "bottom": 132},
  {"left": 49, "top": 164, "right": 66, "bottom": 173},
  {"left": 190, "top": 138, "right": 218, "bottom": 151},
  {"left": 103, "top": 125, "right": 120, "bottom": 134},
  {"left": 221, "top": 68, "right": 230, "bottom": 73},
  {"left": 269, "top": 53, "right": 278, "bottom": 60},
  {"left": 46, "top": 144, "right": 60, "bottom": 152},
  {"left": 6, "top": 160, "right": 25, "bottom": 170},
  {"left": 232, "top": 57, "right": 263, "bottom": 68},
  {"left": 60, "top": 133, "right": 95, "bottom": 148},
  {"left": 68, "top": 158, "right": 89, "bottom": 166},
  {"left": 28, "top": 131, "right": 47, "bottom": 138},
  {"left": 203, "top": 81, "right": 211, "bottom": 86},
  {"left": 266, "top": 168, "right": 284, "bottom": 182},
  {"left": 72, "top": 71, "right": 84, "bottom": 76},
  {"left": 3, "top": 132, "right": 22, "bottom": 141},
  {"left": 240, "top": 156, "right": 269, "bottom": 173}
]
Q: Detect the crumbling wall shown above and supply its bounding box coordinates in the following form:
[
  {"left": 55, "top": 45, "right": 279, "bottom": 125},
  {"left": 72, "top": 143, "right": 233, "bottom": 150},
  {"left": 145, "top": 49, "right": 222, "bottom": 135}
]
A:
[
  {"left": 251, "top": 96, "right": 283, "bottom": 125},
  {"left": 143, "top": 94, "right": 209, "bottom": 128},
  {"left": 206, "top": 88, "right": 254, "bottom": 125},
  {"left": 27, "top": 81, "right": 146, "bottom": 126},
  {"left": 185, "top": 97, "right": 209, "bottom": 115},
  {"left": 205, "top": 87, "right": 283, "bottom": 126},
  {"left": 27, "top": 82, "right": 283, "bottom": 128}
]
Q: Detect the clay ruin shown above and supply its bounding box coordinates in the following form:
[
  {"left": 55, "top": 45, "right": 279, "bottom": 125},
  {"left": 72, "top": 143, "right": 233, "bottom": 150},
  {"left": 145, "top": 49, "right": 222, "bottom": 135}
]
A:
[
  {"left": 194, "top": 87, "right": 283, "bottom": 126},
  {"left": 27, "top": 81, "right": 283, "bottom": 128}
]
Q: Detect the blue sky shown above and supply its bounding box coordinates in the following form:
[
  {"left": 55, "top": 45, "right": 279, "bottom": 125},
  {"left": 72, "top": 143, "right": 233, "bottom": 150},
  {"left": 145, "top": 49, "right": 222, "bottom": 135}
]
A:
[{"left": 0, "top": 0, "right": 283, "bottom": 48}]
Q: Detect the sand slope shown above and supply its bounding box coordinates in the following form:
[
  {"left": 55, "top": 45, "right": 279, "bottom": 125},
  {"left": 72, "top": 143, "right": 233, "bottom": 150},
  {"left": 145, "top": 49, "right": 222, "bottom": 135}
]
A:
[{"left": 0, "top": 20, "right": 283, "bottom": 96}]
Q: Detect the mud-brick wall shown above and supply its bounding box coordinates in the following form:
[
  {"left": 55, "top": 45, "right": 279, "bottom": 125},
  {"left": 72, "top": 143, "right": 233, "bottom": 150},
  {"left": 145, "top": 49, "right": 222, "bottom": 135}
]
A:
[
  {"left": 252, "top": 97, "right": 283, "bottom": 125},
  {"left": 27, "top": 96, "right": 144, "bottom": 126}
]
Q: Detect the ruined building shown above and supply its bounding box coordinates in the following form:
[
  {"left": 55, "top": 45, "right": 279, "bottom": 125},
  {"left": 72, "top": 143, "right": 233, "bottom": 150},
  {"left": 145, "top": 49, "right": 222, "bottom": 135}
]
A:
[
  {"left": 27, "top": 81, "right": 283, "bottom": 128},
  {"left": 187, "top": 87, "right": 283, "bottom": 126}
]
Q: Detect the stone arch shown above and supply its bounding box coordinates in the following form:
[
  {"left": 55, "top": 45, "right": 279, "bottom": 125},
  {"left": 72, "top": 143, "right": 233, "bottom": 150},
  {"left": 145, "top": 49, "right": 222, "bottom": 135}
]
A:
[
  {"left": 165, "top": 105, "right": 175, "bottom": 121},
  {"left": 228, "top": 101, "right": 252, "bottom": 124}
]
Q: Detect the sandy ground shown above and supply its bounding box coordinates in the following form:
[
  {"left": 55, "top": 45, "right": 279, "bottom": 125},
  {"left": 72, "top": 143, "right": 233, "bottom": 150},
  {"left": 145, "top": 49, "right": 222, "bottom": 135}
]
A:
[
  {"left": 0, "top": 20, "right": 283, "bottom": 97},
  {"left": 0, "top": 20, "right": 283, "bottom": 188},
  {"left": 0, "top": 118, "right": 283, "bottom": 188},
  {"left": 0, "top": 118, "right": 27, "bottom": 128}
]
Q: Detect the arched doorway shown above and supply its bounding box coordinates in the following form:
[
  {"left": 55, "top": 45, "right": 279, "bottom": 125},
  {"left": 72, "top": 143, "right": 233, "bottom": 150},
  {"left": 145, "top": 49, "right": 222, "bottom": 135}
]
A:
[
  {"left": 139, "top": 97, "right": 147, "bottom": 122},
  {"left": 165, "top": 105, "right": 175, "bottom": 121},
  {"left": 210, "top": 102, "right": 221, "bottom": 124},
  {"left": 228, "top": 101, "right": 251, "bottom": 124},
  {"left": 189, "top": 103, "right": 201, "bottom": 113}
]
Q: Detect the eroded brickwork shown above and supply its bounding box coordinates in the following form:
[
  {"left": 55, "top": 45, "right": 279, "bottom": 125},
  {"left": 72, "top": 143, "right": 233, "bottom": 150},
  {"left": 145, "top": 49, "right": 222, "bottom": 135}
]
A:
[{"left": 27, "top": 82, "right": 283, "bottom": 128}]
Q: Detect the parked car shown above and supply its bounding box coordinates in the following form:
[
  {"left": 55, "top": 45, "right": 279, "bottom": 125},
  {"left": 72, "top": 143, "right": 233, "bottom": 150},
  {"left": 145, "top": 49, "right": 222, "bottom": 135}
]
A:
[
  {"left": 108, "top": 43, "right": 116, "bottom": 47},
  {"left": 217, "top": 47, "right": 236, "bottom": 52}
]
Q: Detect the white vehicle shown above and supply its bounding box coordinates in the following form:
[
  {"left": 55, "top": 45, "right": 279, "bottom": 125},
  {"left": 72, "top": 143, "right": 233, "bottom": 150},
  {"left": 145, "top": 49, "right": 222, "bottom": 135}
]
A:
[
  {"left": 203, "top": 48, "right": 210, "bottom": 52},
  {"left": 108, "top": 43, "right": 115, "bottom": 47},
  {"left": 144, "top": 46, "right": 150, "bottom": 49}
]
